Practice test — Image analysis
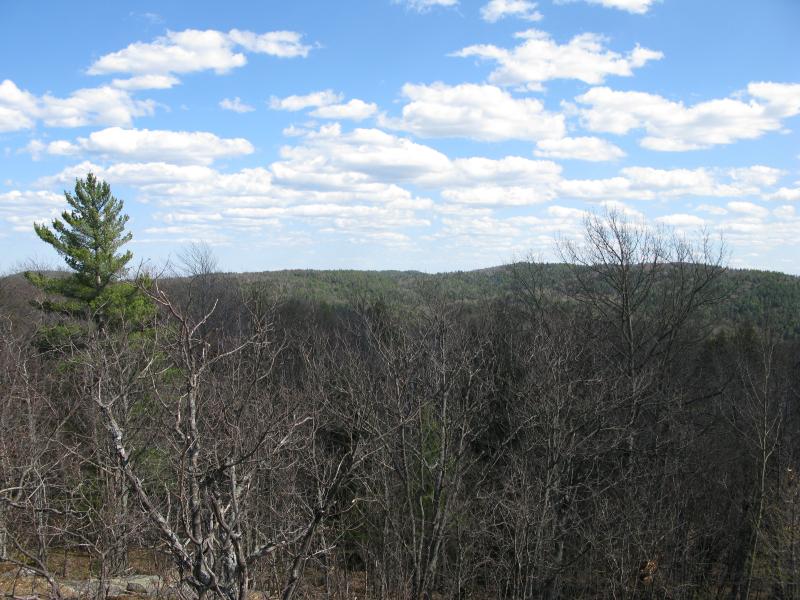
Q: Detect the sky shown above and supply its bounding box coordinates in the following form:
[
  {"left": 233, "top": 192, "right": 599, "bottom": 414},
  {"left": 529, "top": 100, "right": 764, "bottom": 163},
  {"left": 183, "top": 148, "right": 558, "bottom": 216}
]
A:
[{"left": 1, "top": 0, "right": 799, "bottom": 274}]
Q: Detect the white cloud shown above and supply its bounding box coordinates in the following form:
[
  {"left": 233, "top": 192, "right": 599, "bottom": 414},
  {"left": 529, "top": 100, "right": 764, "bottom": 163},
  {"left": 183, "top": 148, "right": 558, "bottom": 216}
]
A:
[
  {"left": 39, "top": 86, "right": 156, "bottom": 128},
  {"left": 382, "top": 82, "right": 565, "bottom": 141},
  {"left": 41, "top": 127, "right": 254, "bottom": 165},
  {"left": 37, "top": 160, "right": 219, "bottom": 190},
  {"left": 432, "top": 206, "right": 589, "bottom": 260},
  {"left": 557, "top": 166, "right": 783, "bottom": 201},
  {"left": 395, "top": 0, "right": 459, "bottom": 12},
  {"left": 26, "top": 115, "right": 793, "bottom": 266},
  {"left": 769, "top": 187, "right": 800, "bottom": 202},
  {"left": 48, "top": 140, "right": 80, "bottom": 155},
  {"left": 270, "top": 91, "right": 377, "bottom": 121},
  {"left": 481, "top": 0, "right": 542, "bottom": 22},
  {"left": 218, "top": 124, "right": 784, "bottom": 215},
  {"left": 88, "top": 28, "right": 312, "bottom": 78},
  {"left": 442, "top": 185, "right": 550, "bottom": 205},
  {"left": 110, "top": 75, "right": 180, "bottom": 90},
  {"left": 31, "top": 127, "right": 557, "bottom": 240},
  {"left": 655, "top": 213, "right": 705, "bottom": 227},
  {"left": 0, "top": 189, "right": 64, "bottom": 232},
  {"left": 453, "top": 29, "right": 662, "bottom": 90},
  {"left": 226, "top": 30, "right": 313, "bottom": 58},
  {"left": 576, "top": 82, "right": 800, "bottom": 150},
  {"left": 563, "top": 0, "right": 658, "bottom": 14},
  {"left": 89, "top": 30, "right": 245, "bottom": 76},
  {"left": 24, "top": 139, "right": 80, "bottom": 158},
  {"left": 220, "top": 97, "right": 255, "bottom": 113},
  {"left": 696, "top": 204, "right": 728, "bottom": 216},
  {"left": 311, "top": 99, "right": 378, "bottom": 121},
  {"left": 0, "top": 79, "right": 155, "bottom": 130},
  {"left": 273, "top": 125, "right": 564, "bottom": 211},
  {"left": 728, "top": 165, "right": 784, "bottom": 187},
  {"left": 274, "top": 124, "right": 453, "bottom": 186},
  {"left": 34, "top": 126, "right": 442, "bottom": 239},
  {"left": 269, "top": 90, "right": 342, "bottom": 111},
  {"left": 23, "top": 140, "right": 47, "bottom": 159},
  {"left": 449, "top": 155, "right": 561, "bottom": 185},
  {"left": 727, "top": 201, "right": 769, "bottom": 218},
  {"left": 534, "top": 136, "right": 625, "bottom": 161},
  {"left": 0, "top": 80, "right": 37, "bottom": 131},
  {"left": 439, "top": 156, "right": 561, "bottom": 205},
  {"left": 598, "top": 199, "right": 645, "bottom": 219},
  {"left": 716, "top": 208, "right": 800, "bottom": 263}
]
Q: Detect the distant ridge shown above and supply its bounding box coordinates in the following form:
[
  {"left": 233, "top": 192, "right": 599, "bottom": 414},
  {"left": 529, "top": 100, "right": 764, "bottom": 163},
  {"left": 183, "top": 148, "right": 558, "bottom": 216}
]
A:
[{"left": 3, "top": 263, "right": 800, "bottom": 336}]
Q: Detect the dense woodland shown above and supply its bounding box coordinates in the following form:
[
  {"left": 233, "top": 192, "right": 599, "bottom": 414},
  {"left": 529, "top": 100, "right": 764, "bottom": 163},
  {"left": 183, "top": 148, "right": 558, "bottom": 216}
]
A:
[{"left": 1, "top": 178, "right": 799, "bottom": 599}]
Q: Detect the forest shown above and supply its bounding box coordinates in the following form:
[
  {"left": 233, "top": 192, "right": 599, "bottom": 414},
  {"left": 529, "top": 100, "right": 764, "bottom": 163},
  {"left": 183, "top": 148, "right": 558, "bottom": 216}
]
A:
[{"left": 1, "top": 175, "right": 799, "bottom": 600}]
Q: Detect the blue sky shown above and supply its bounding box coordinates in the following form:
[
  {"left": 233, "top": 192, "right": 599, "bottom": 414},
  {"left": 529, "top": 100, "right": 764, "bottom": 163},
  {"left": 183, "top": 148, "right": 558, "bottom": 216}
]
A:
[{"left": 1, "top": 0, "right": 799, "bottom": 273}]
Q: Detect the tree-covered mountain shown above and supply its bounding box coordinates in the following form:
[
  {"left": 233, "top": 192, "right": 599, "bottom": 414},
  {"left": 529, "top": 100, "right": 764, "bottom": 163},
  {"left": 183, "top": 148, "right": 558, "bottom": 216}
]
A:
[{"left": 4, "top": 262, "right": 800, "bottom": 335}]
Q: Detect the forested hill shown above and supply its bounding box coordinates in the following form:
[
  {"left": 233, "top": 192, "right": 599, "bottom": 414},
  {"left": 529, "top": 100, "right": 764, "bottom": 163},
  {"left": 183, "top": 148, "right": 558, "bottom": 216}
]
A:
[
  {"left": 232, "top": 264, "right": 800, "bottom": 336},
  {"left": 3, "top": 263, "right": 800, "bottom": 336},
  {"left": 3, "top": 257, "right": 800, "bottom": 598}
]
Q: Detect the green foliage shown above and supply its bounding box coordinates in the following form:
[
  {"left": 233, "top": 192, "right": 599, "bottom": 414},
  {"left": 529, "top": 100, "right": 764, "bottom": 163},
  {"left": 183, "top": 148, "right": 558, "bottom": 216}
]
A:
[
  {"left": 89, "top": 280, "right": 156, "bottom": 329},
  {"left": 31, "top": 322, "right": 85, "bottom": 353},
  {"left": 24, "top": 173, "right": 152, "bottom": 329}
]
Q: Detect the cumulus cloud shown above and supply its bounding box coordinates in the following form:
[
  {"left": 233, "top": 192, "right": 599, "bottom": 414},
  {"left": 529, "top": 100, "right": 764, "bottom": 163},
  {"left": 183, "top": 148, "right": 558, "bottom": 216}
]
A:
[
  {"left": 534, "top": 136, "right": 625, "bottom": 161},
  {"left": 481, "top": 0, "right": 542, "bottom": 22},
  {"left": 728, "top": 165, "right": 784, "bottom": 187},
  {"left": 769, "top": 187, "right": 800, "bottom": 202},
  {"left": 394, "top": 0, "right": 459, "bottom": 12},
  {"left": 269, "top": 90, "right": 342, "bottom": 111},
  {"left": 431, "top": 205, "right": 591, "bottom": 261},
  {"left": 0, "top": 189, "right": 64, "bottom": 232},
  {"left": 310, "top": 99, "right": 378, "bottom": 121},
  {"left": 36, "top": 160, "right": 219, "bottom": 190},
  {"left": 0, "top": 79, "right": 37, "bottom": 131},
  {"left": 576, "top": 82, "right": 800, "bottom": 150},
  {"left": 34, "top": 126, "right": 443, "bottom": 241},
  {"left": 226, "top": 30, "right": 313, "bottom": 58},
  {"left": 453, "top": 29, "right": 662, "bottom": 90},
  {"left": 382, "top": 82, "right": 565, "bottom": 141},
  {"left": 270, "top": 91, "right": 377, "bottom": 121},
  {"left": 38, "top": 127, "right": 254, "bottom": 165},
  {"left": 442, "top": 186, "right": 550, "bottom": 205},
  {"left": 696, "top": 204, "right": 728, "bottom": 216},
  {"left": 88, "top": 28, "right": 313, "bottom": 78},
  {"left": 0, "top": 79, "right": 155, "bottom": 131},
  {"left": 219, "top": 97, "right": 255, "bottom": 113},
  {"left": 561, "top": 0, "right": 658, "bottom": 14},
  {"left": 271, "top": 124, "right": 568, "bottom": 208},
  {"left": 40, "top": 87, "right": 156, "bottom": 128},
  {"left": 24, "top": 115, "right": 794, "bottom": 265},
  {"left": 274, "top": 123, "right": 453, "bottom": 187},
  {"left": 110, "top": 75, "right": 180, "bottom": 90},
  {"left": 557, "top": 166, "right": 784, "bottom": 201},
  {"left": 655, "top": 213, "right": 705, "bottom": 227},
  {"left": 727, "top": 201, "right": 770, "bottom": 218},
  {"left": 25, "top": 139, "right": 79, "bottom": 159},
  {"left": 441, "top": 156, "right": 562, "bottom": 205}
]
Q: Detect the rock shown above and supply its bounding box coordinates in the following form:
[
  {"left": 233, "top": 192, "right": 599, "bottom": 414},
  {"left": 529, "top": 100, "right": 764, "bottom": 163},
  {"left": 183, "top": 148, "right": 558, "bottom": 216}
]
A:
[
  {"left": 126, "top": 581, "right": 149, "bottom": 594},
  {"left": 124, "top": 575, "right": 162, "bottom": 595},
  {"left": 126, "top": 581, "right": 147, "bottom": 594},
  {"left": 58, "top": 584, "right": 80, "bottom": 599}
]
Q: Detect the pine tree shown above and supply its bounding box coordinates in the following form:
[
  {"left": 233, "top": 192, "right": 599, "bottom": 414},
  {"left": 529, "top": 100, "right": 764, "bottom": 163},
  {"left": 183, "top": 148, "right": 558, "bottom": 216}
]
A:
[{"left": 26, "top": 173, "right": 148, "bottom": 329}]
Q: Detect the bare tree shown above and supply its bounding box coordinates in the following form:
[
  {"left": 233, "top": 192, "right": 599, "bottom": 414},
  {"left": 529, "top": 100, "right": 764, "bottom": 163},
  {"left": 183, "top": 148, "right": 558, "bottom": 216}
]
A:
[{"left": 82, "top": 279, "right": 368, "bottom": 600}]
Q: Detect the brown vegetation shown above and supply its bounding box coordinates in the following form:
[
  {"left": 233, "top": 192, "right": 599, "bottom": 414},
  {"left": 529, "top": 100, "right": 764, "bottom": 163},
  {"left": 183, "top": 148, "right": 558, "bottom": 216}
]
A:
[{"left": 2, "top": 213, "right": 799, "bottom": 599}]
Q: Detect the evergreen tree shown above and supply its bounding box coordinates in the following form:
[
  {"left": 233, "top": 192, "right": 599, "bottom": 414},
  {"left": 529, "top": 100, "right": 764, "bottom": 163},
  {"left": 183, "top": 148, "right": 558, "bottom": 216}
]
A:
[{"left": 26, "top": 173, "right": 148, "bottom": 329}]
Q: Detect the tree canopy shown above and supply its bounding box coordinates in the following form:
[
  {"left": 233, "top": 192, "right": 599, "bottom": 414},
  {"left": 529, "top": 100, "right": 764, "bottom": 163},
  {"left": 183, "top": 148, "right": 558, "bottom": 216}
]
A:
[{"left": 25, "top": 173, "right": 147, "bottom": 328}]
